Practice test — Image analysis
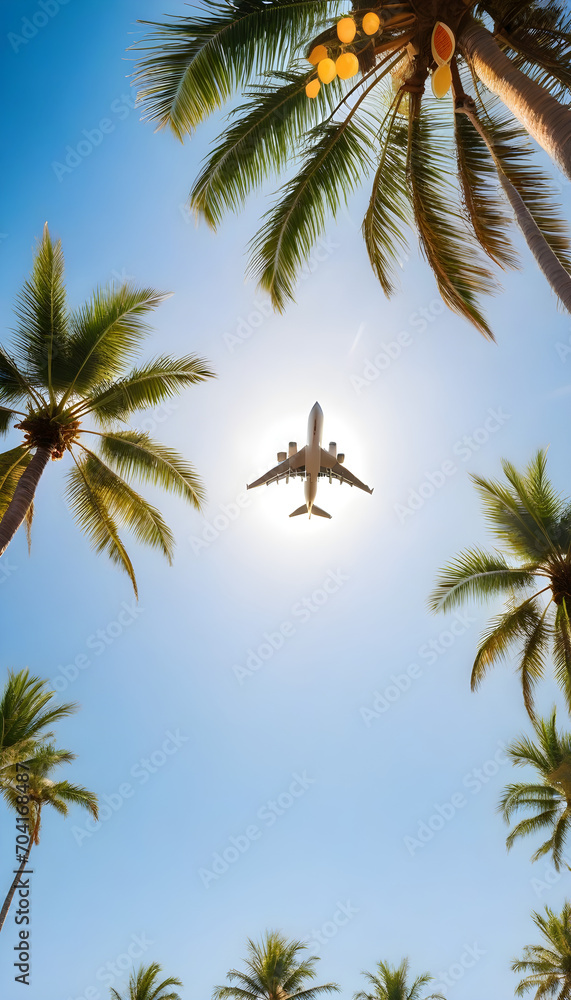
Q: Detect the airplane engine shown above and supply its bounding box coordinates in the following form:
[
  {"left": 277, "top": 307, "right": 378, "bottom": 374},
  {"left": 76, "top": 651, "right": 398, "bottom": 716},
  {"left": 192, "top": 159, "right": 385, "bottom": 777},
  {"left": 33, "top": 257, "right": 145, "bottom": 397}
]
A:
[
  {"left": 329, "top": 441, "right": 336, "bottom": 455},
  {"left": 277, "top": 451, "right": 287, "bottom": 462},
  {"left": 288, "top": 442, "right": 297, "bottom": 457},
  {"left": 337, "top": 453, "right": 345, "bottom": 464}
]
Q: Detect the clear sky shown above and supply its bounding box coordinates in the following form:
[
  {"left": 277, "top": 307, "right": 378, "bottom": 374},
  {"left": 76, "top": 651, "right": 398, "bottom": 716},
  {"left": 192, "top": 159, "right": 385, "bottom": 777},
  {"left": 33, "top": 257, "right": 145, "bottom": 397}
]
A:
[{"left": 2, "top": 2, "right": 571, "bottom": 999}]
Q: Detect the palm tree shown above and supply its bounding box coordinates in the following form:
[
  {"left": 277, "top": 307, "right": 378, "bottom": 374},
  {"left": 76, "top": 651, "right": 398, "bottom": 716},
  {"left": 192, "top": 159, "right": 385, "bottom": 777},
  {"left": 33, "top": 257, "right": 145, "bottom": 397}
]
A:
[
  {"left": 428, "top": 449, "right": 571, "bottom": 717},
  {"left": 512, "top": 903, "right": 571, "bottom": 999},
  {"left": 355, "top": 958, "right": 443, "bottom": 1000},
  {"left": 0, "top": 224, "right": 215, "bottom": 594},
  {"left": 0, "top": 743, "right": 98, "bottom": 932},
  {"left": 500, "top": 711, "right": 571, "bottom": 870},
  {"left": 134, "top": 1, "right": 571, "bottom": 335},
  {"left": 110, "top": 963, "right": 183, "bottom": 1000},
  {"left": 213, "top": 931, "right": 340, "bottom": 1000},
  {"left": 0, "top": 668, "right": 77, "bottom": 771}
]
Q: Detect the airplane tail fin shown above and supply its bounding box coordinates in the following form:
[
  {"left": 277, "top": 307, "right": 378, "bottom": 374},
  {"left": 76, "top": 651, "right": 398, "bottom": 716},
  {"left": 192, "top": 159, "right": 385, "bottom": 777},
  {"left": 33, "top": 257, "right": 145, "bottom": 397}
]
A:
[
  {"left": 289, "top": 504, "right": 332, "bottom": 519},
  {"left": 311, "top": 505, "right": 332, "bottom": 519},
  {"left": 289, "top": 504, "right": 308, "bottom": 518}
]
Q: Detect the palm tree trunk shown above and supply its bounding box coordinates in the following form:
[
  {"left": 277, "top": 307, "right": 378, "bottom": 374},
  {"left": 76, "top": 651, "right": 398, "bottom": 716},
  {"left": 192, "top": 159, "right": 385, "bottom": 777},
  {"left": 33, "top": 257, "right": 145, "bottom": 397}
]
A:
[
  {"left": 0, "top": 813, "right": 39, "bottom": 934},
  {"left": 458, "top": 17, "right": 571, "bottom": 181},
  {"left": 456, "top": 101, "right": 571, "bottom": 313},
  {"left": 0, "top": 446, "right": 51, "bottom": 557}
]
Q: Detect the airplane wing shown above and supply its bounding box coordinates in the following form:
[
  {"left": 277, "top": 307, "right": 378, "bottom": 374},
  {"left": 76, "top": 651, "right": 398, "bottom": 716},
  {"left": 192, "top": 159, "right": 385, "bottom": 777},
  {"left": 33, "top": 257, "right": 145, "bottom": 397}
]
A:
[
  {"left": 319, "top": 448, "right": 373, "bottom": 494},
  {"left": 247, "top": 447, "right": 306, "bottom": 489}
]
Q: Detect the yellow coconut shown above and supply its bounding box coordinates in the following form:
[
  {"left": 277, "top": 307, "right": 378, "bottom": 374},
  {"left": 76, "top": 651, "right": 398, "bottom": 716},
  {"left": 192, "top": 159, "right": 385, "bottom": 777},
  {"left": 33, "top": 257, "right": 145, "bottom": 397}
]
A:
[
  {"left": 305, "top": 78, "right": 321, "bottom": 99},
  {"left": 431, "top": 62, "right": 452, "bottom": 98},
  {"left": 318, "top": 58, "right": 337, "bottom": 84},
  {"left": 308, "top": 44, "right": 328, "bottom": 65},
  {"left": 362, "top": 12, "right": 380, "bottom": 35},
  {"left": 336, "top": 52, "right": 359, "bottom": 80},
  {"left": 337, "top": 16, "right": 356, "bottom": 43}
]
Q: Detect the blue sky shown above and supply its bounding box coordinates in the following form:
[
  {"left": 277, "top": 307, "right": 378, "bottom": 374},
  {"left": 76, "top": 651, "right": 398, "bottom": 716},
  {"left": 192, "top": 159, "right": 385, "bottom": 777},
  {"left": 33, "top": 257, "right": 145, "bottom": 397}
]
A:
[{"left": 2, "top": 2, "right": 571, "bottom": 998}]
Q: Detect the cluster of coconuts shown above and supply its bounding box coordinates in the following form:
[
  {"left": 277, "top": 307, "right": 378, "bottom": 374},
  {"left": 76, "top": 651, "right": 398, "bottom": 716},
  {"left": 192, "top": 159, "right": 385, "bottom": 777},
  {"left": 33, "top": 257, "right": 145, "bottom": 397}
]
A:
[{"left": 305, "top": 11, "right": 381, "bottom": 98}]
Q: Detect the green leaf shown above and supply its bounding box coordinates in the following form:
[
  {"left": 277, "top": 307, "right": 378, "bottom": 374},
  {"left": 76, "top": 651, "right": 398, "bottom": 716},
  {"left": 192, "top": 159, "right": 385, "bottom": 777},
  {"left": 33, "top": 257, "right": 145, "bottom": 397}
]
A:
[
  {"left": 476, "top": 105, "right": 571, "bottom": 274},
  {"left": 407, "top": 98, "right": 498, "bottom": 338},
  {"left": 0, "top": 348, "right": 44, "bottom": 407},
  {"left": 0, "top": 446, "right": 32, "bottom": 518},
  {"left": 62, "top": 283, "right": 170, "bottom": 401},
  {"left": 454, "top": 110, "right": 518, "bottom": 268},
  {"left": 134, "top": 1, "right": 339, "bottom": 138},
  {"left": 79, "top": 354, "right": 215, "bottom": 422},
  {"left": 75, "top": 446, "right": 175, "bottom": 563},
  {"left": 66, "top": 455, "right": 138, "bottom": 597},
  {"left": 471, "top": 598, "right": 547, "bottom": 698},
  {"left": 363, "top": 110, "right": 411, "bottom": 296},
  {"left": 248, "top": 114, "right": 375, "bottom": 311},
  {"left": 190, "top": 70, "right": 344, "bottom": 229},
  {"left": 0, "top": 407, "right": 18, "bottom": 436},
  {"left": 97, "top": 430, "right": 206, "bottom": 510},
  {"left": 12, "top": 222, "right": 69, "bottom": 395},
  {"left": 428, "top": 546, "right": 536, "bottom": 613}
]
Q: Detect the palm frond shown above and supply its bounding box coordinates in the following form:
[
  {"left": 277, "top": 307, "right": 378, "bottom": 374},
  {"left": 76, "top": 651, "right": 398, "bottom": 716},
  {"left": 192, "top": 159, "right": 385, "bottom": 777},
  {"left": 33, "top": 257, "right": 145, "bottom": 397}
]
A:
[
  {"left": 407, "top": 98, "right": 497, "bottom": 338},
  {"left": 77, "top": 354, "right": 214, "bottom": 421},
  {"left": 471, "top": 452, "right": 566, "bottom": 562},
  {"left": 191, "top": 70, "right": 343, "bottom": 228},
  {"left": 96, "top": 430, "right": 205, "bottom": 510},
  {"left": 476, "top": 105, "right": 571, "bottom": 274},
  {"left": 363, "top": 105, "right": 411, "bottom": 296},
  {"left": 553, "top": 600, "right": 571, "bottom": 712},
  {"left": 0, "top": 347, "right": 46, "bottom": 407},
  {"left": 61, "top": 284, "right": 170, "bottom": 402},
  {"left": 471, "top": 598, "right": 547, "bottom": 695},
  {"left": 428, "top": 546, "right": 536, "bottom": 613},
  {"left": 454, "top": 109, "right": 517, "bottom": 268},
  {"left": 12, "top": 222, "right": 69, "bottom": 395},
  {"left": 76, "top": 446, "right": 175, "bottom": 563},
  {"left": 248, "top": 110, "right": 376, "bottom": 311},
  {"left": 133, "top": 1, "right": 338, "bottom": 138},
  {"left": 0, "top": 446, "right": 32, "bottom": 518},
  {"left": 66, "top": 454, "right": 138, "bottom": 597}
]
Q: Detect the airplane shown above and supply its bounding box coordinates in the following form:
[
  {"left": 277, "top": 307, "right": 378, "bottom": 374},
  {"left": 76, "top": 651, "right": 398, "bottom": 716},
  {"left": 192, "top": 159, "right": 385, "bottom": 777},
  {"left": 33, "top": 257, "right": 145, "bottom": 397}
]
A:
[{"left": 246, "top": 402, "right": 373, "bottom": 519}]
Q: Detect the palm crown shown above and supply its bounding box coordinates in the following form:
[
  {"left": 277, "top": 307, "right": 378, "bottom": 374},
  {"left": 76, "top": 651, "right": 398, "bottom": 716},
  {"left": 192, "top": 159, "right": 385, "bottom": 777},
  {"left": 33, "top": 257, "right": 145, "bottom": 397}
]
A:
[
  {"left": 429, "top": 450, "right": 571, "bottom": 716},
  {"left": 0, "top": 668, "right": 77, "bottom": 771},
  {"left": 354, "top": 958, "right": 443, "bottom": 1000},
  {"left": 0, "top": 224, "right": 215, "bottom": 594},
  {"left": 500, "top": 711, "right": 571, "bottom": 870},
  {"left": 134, "top": 1, "right": 571, "bottom": 335},
  {"left": 110, "top": 962, "right": 183, "bottom": 1000},
  {"left": 512, "top": 903, "right": 571, "bottom": 999},
  {"left": 212, "top": 931, "right": 340, "bottom": 1000}
]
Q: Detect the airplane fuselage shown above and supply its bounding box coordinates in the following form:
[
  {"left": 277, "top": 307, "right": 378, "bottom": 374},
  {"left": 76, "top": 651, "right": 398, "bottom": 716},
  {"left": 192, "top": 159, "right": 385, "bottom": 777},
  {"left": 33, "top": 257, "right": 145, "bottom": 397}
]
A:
[{"left": 304, "top": 402, "right": 324, "bottom": 515}]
